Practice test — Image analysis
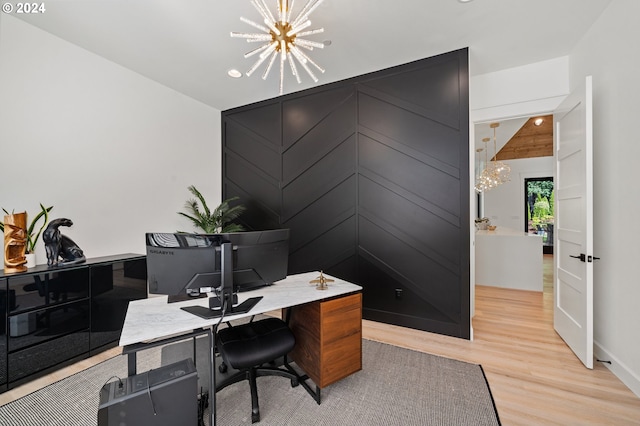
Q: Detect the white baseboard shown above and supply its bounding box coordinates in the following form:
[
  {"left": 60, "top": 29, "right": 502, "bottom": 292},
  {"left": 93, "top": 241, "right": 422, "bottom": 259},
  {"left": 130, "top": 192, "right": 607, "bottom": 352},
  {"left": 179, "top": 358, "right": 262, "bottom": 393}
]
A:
[{"left": 594, "top": 340, "right": 640, "bottom": 398}]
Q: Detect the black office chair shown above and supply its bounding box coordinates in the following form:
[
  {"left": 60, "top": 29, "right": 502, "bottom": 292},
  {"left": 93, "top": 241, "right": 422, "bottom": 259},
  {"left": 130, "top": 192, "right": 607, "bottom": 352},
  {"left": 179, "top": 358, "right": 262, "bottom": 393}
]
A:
[{"left": 216, "top": 317, "right": 299, "bottom": 423}]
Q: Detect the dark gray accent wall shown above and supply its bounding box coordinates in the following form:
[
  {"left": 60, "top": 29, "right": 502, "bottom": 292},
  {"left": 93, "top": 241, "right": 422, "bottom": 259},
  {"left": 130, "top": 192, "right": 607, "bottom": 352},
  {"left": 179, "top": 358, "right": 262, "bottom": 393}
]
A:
[{"left": 222, "top": 48, "right": 470, "bottom": 338}]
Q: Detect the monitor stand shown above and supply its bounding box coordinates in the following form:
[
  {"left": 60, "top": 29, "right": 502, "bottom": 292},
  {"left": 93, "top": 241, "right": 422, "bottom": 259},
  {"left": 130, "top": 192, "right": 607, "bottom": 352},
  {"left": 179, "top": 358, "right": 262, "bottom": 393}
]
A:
[
  {"left": 167, "top": 293, "right": 207, "bottom": 304},
  {"left": 180, "top": 296, "right": 263, "bottom": 320}
]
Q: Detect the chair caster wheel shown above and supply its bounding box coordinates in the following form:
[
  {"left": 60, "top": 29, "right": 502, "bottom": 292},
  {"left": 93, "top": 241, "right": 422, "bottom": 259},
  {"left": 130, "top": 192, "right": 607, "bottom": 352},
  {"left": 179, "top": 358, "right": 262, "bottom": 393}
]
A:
[
  {"left": 291, "top": 378, "right": 299, "bottom": 387},
  {"left": 219, "top": 363, "right": 227, "bottom": 373},
  {"left": 251, "top": 411, "right": 260, "bottom": 423}
]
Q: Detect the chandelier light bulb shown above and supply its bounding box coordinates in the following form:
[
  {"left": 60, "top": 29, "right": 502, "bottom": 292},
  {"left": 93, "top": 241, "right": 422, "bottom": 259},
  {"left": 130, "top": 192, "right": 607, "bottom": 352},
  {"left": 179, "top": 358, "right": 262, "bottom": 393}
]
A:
[{"left": 262, "top": 51, "right": 278, "bottom": 79}]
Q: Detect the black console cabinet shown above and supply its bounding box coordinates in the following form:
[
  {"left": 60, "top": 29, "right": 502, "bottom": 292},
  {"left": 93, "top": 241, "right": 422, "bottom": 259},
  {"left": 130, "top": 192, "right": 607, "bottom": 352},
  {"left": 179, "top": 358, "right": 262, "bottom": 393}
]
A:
[{"left": 0, "top": 254, "right": 146, "bottom": 392}]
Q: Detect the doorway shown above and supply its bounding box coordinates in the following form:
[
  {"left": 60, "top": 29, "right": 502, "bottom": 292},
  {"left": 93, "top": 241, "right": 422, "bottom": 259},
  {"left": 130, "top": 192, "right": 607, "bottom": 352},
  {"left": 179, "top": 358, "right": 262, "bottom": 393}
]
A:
[
  {"left": 472, "top": 113, "right": 554, "bottom": 339},
  {"left": 525, "top": 177, "right": 554, "bottom": 254}
]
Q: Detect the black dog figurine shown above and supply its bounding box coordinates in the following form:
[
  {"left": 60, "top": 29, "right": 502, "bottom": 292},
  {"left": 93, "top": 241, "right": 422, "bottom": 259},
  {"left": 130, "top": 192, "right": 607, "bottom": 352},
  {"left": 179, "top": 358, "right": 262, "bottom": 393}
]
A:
[{"left": 42, "top": 218, "right": 86, "bottom": 267}]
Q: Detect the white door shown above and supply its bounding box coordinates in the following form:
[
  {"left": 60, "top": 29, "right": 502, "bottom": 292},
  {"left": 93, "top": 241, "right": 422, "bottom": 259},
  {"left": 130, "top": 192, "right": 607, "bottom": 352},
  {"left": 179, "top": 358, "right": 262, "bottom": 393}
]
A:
[{"left": 553, "top": 76, "right": 594, "bottom": 369}]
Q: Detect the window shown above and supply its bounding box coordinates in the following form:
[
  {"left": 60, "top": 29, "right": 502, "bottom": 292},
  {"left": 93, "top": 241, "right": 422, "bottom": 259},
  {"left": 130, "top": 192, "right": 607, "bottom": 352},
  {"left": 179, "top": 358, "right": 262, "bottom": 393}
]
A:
[{"left": 525, "top": 177, "right": 554, "bottom": 253}]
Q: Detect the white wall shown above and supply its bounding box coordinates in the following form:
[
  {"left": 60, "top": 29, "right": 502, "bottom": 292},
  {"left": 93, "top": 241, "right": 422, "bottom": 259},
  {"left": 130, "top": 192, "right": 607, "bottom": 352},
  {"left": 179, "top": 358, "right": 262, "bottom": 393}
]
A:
[
  {"left": 470, "top": 56, "right": 569, "bottom": 123},
  {"left": 0, "top": 15, "right": 222, "bottom": 263},
  {"left": 569, "top": 0, "right": 640, "bottom": 397},
  {"left": 483, "top": 157, "right": 554, "bottom": 231}
]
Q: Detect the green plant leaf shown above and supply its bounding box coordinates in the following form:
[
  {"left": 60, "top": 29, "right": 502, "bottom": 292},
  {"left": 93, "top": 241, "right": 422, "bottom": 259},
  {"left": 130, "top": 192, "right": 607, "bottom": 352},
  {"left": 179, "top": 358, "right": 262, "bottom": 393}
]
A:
[
  {"left": 221, "top": 223, "right": 245, "bottom": 233},
  {"left": 26, "top": 204, "right": 53, "bottom": 253},
  {"left": 188, "top": 185, "right": 212, "bottom": 219},
  {"left": 178, "top": 187, "right": 245, "bottom": 234}
]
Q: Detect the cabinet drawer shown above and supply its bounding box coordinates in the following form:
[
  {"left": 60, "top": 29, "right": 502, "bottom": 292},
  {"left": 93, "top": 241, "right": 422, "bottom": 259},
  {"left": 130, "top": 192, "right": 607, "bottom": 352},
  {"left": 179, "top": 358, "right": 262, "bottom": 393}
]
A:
[
  {"left": 321, "top": 332, "right": 362, "bottom": 387},
  {"left": 8, "top": 299, "right": 90, "bottom": 352},
  {"left": 321, "top": 293, "right": 362, "bottom": 344},
  {"left": 320, "top": 292, "right": 362, "bottom": 316},
  {"left": 9, "top": 330, "right": 89, "bottom": 383},
  {"left": 8, "top": 268, "right": 89, "bottom": 314}
]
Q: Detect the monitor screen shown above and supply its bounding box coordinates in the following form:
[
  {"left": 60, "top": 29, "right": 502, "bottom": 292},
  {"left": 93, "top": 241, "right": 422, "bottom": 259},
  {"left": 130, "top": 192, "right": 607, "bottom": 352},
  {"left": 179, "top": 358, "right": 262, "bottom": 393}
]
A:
[{"left": 145, "top": 229, "right": 290, "bottom": 302}]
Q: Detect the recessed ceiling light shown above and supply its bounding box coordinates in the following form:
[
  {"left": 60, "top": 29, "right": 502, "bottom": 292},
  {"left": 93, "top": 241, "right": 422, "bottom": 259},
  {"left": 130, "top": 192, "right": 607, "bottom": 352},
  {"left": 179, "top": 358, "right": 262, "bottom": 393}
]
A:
[
  {"left": 227, "top": 69, "right": 242, "bottom": 78},
  {"left": 534, "top": 117, "right": 544, "bottom": 126},
  {"left": 458, "top": 0, "right": 474, "bottom": 3}
]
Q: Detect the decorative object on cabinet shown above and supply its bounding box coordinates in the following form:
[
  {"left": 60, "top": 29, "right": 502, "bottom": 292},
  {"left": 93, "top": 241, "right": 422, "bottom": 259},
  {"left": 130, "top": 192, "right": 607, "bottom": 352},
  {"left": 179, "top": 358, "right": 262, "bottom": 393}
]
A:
[
  {"left": 42, "top": 218, "right": 86, "bottom": 267},
  {"left": 1, "top": 205, "right": 54, "bottom": 268},
  {"left": 178, "top": 185, "right": 246, "bottom": 233},
  {"left": 3, "top": 212, "right": 28, "bottom": 273},
  {"left": 230, "top": 0, "right": 328, "bottom": 95}
]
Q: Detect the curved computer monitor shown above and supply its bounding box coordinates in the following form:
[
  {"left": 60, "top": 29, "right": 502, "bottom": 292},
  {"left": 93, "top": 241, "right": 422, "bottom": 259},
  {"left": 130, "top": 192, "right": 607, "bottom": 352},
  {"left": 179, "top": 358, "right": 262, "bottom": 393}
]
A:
[{"left": 145, "top": 229, "right": 290, "bottom": 303}]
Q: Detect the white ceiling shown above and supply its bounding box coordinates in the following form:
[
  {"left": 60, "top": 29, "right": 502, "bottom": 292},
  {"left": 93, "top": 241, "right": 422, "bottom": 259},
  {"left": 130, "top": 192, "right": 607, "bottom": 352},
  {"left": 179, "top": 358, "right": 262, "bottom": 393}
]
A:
[{"left": 13, "top": 0, "right": 612, "bottom": 111}]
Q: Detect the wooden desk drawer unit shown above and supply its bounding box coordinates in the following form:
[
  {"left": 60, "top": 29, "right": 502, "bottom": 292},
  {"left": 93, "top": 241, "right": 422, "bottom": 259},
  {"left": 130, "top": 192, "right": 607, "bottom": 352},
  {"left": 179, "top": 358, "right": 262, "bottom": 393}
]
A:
[{"left": 287, "top": 292, "right": 362, "bottom": 388}]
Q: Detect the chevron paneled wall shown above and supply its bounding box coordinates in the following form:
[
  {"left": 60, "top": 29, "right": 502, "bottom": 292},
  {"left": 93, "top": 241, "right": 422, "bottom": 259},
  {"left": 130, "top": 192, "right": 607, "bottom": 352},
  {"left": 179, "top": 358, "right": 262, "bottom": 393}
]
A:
[{"left": 223, "top": 48, "right": 470, "bottom": 338}]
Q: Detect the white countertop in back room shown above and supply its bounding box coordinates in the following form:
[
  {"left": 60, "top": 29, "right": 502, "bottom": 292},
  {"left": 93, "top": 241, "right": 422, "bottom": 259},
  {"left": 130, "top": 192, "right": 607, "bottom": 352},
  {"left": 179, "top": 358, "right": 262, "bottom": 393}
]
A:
[
  {"left": 476, "top": 226, "right": 541, "bottom": 237},
  {"left": 475, "top": 226, "right": 543, "bottom": 291}
]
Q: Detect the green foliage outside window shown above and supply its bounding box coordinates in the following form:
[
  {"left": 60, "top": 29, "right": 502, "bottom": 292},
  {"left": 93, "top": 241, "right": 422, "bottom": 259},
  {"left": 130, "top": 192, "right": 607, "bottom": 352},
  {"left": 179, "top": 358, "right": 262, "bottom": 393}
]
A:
[{"left": 527, "top": 180, "right": 554, "bottom": 235}]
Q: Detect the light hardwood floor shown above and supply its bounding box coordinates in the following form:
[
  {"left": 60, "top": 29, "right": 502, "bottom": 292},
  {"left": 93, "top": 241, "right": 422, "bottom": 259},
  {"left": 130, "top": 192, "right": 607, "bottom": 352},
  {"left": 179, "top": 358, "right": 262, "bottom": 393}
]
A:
[
  {"left": 364, "top": 255, "right": 640, "bottom": 425},
  {"left": 2, "top": 255, "right": 640, "bottom": 424}
]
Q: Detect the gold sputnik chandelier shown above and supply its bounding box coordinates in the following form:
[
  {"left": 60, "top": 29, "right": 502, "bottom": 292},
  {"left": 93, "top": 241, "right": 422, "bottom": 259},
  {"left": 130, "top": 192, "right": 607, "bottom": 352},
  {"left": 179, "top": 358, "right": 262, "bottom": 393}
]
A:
[
  {"left": 475, "top": 122, "right": 511, "bottom": 193},
  {"left": 231, "top": 0, "right": 327, "bottom": 95}
]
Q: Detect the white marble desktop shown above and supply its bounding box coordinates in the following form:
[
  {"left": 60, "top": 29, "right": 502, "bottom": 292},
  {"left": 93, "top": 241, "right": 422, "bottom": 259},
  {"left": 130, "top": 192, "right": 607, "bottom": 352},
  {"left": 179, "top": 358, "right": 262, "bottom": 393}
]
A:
[{"left": 119, "top": 271, "right": 362, "bottom": 347}]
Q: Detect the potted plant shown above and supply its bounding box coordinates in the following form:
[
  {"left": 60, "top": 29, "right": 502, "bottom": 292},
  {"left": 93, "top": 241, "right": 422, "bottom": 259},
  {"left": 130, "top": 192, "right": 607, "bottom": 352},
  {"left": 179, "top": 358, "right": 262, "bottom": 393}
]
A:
[
  {"left": 1, "top": 204, "right": 53, "bottom": 268},
  {"left": 178, "top": 185, "right": 246, "bottom": 233}
]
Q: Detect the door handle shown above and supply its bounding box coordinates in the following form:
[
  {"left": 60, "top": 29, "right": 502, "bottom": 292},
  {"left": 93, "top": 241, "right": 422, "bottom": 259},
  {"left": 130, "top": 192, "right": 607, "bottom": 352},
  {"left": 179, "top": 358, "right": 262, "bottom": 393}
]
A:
[{"left": 570, "top": 253, "right": 600, "bottom": 262}]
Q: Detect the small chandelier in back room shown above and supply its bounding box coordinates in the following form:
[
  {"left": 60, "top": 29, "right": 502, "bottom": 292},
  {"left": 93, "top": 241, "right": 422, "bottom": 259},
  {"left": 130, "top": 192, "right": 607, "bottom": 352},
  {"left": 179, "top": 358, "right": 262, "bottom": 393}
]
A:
[
  {"left": 231, "top": 0, "right": 328, "bottom": 95},
  {"left": 475, "top": 138, "right": 496, "bottom": 193},
  {"left": 475, "top": 122, "right": 511, "bottom": 193},
  {"left": 487, "top": 122, "right": 511, "bottom": 185}
]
